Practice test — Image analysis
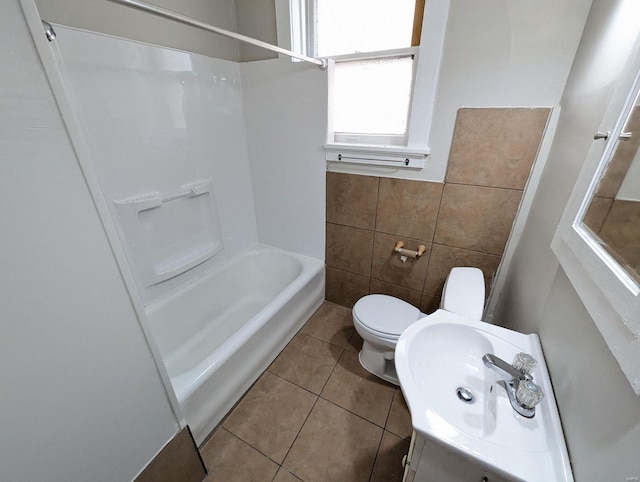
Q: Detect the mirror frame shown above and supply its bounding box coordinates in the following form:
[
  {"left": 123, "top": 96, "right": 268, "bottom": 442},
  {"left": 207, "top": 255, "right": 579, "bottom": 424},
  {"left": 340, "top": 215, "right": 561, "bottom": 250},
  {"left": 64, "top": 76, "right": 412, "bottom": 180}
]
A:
[{"left": 552, "top": 45, "right": 640, "bottom": 395}]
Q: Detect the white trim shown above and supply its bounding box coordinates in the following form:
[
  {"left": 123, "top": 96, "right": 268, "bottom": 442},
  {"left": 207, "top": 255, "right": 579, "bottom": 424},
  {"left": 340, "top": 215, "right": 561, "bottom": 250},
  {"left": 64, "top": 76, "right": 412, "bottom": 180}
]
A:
[
  {"left": 327, "top": 47, "right": 418, "bottom": 63},
  {"left": 325, "top": 143, "right": 428, "bottom": 169}
]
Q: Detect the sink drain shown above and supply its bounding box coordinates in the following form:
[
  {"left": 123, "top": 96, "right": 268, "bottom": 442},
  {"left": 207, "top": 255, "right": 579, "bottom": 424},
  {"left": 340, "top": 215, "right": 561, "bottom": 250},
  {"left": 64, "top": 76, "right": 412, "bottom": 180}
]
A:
[{"left": 456, "top": 387, "right": 475, "bottom": 404}]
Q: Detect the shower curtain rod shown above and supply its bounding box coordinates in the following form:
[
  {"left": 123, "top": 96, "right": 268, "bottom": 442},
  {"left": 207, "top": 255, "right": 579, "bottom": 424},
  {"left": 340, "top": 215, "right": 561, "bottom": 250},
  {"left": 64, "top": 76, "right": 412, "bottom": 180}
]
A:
[{"left": 107, "top": 0, "right": 327, "bottom": 69}]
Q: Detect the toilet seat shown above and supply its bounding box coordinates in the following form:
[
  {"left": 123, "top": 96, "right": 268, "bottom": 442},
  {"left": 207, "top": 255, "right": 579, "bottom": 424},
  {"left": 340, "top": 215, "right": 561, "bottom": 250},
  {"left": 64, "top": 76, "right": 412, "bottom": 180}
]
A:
[{"left": 353, "top": 295, "right": 421, "bottom": 338}]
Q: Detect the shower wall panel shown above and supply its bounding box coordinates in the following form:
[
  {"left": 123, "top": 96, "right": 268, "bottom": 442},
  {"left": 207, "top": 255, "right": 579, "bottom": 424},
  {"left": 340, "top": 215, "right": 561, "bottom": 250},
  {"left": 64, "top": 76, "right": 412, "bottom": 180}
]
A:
[{"left": 54, "top": 26, "right": 258, "bottom": 303}]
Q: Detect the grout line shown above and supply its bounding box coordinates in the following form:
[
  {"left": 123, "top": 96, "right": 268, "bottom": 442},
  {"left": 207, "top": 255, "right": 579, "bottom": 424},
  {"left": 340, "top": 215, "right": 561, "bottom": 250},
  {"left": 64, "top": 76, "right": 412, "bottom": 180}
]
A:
[
  {"left": 302, "top": 329, "right": 356, "bottom": 351},
  {"left": 444, "top": 180, "right": 526, "bottom": 193},
  {"left": 270, "top": 338, "right": 346, "bottom": 471},
  {"left": 382, "top": 389, "right": 397, "bottom": 430},
  {"left": 368, "top": 429, "right": 386, "bottom": 482},
  {"left": 431, "top": 182, "right": 446, "bottom": 246},
  {"left": 430, "top": 241, "right": 504, "bottom": 258},
  {"left": 326, "top": 220, "right": 376, "bottom": 232},
  {"left": 266, "top": 369, "right": 327, "bottom": 398},
  {"left": 368, "top": 177, "right": 382, "bottom": 294},
  {"left": 279, "top": 392, "right": 322, "bottom": 473},
  {"left": 318, "top": 394, "right": 392, "bottom": 431}
]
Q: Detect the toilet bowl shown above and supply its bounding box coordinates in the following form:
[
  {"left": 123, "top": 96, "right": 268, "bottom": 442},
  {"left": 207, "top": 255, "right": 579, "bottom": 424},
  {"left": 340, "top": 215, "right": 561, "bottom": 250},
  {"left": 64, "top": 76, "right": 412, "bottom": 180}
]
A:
[{"left": 352, "top": 267, "right": 485, "bottom": 385}]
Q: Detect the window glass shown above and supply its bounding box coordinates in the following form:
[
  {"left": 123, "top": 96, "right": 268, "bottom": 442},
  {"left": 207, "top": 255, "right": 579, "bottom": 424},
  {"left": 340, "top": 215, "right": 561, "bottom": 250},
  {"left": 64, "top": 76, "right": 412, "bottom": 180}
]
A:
[
  {"left": 332, "top": 56, "right": 414, "bottom": 136},
  {"left": 316, "top": 0, "right": 415, "bottom": 57}
]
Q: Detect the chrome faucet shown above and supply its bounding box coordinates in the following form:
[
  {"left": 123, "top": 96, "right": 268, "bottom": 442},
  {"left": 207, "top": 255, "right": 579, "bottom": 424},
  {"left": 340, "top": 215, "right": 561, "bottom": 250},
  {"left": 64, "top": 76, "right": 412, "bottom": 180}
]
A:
[{"left": 482, "top": 353, "right": 543, "bottom": 418}]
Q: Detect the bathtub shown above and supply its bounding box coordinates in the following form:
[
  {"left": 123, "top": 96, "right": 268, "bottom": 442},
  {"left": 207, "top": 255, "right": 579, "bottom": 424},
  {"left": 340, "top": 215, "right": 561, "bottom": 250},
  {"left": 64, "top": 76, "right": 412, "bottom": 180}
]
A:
[{"left": 145, "top": 245, "right": 325, "bottom": 444}]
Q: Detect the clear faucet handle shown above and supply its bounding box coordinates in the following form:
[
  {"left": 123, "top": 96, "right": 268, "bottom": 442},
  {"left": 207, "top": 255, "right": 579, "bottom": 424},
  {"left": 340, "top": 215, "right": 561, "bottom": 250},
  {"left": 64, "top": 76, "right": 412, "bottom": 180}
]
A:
[
  {"left": 512, "top": 352, "right": 537, "bottom": 374},
  {"left": 516, "top": 380, "right": 544, "bottom": 409}
]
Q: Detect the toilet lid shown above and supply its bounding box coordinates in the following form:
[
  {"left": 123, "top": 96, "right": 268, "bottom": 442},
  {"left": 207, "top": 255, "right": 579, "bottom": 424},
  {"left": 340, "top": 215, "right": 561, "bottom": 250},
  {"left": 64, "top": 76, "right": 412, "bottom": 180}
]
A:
[{"left": 353, "top": 295, "right": 421, "bottom": 336}]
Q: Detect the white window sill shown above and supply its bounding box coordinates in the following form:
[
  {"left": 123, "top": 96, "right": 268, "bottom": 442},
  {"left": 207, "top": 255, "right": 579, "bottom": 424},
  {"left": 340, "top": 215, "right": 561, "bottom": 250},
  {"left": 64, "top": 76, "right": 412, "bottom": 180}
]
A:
[{"left": 324, "top": 143, "right": 429, "bottom": 169}]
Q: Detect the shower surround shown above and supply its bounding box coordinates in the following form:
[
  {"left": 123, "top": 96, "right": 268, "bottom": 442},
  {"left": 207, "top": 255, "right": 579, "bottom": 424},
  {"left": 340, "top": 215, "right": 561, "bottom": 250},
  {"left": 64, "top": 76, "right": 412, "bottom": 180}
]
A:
[{"left": 52, "top": 26, "right": 325, "bottom": 443}]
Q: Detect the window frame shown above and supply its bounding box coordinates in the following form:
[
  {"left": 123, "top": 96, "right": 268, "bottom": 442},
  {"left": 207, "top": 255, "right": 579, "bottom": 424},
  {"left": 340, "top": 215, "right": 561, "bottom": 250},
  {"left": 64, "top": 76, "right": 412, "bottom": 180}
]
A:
[
  {"left": 328, "top": 47, "right": 418, "bottom": 147},
  {"left": 292, "top": 0, "right": 442, "bottom": 169}
]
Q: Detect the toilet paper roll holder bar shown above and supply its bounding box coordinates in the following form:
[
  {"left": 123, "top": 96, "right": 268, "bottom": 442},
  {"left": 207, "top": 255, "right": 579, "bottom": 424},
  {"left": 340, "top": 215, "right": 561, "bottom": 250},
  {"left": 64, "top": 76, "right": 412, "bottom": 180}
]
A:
[{"left": 394, "top": 240, "right": 427, "bottom": 259}]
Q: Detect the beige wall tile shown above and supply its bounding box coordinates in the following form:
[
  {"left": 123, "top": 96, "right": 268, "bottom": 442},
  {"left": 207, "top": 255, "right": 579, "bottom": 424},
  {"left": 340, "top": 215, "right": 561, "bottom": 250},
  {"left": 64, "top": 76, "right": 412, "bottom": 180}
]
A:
[
  {"left": 434, "top": 184, "right": 522, "bottom": 255},
  {"left": 599, "top": 199, "right": 640, "bottom": 279},
  {"left": 583, "top": 196, "right": 613, "bottom": 234},
  {"left": 283, "top": 398, "right": 382, "bottom": 482},
  {"left": 424, "top": 244, "right": 501, "bottom": 297},
  {"left": 222, "top": 372, "right": 316, "bottom": 464},
  {"left": 325, "top": 267, "right": 370, "bottom": 308},
  {"left": 200, "top": 428, "right": 278, "bottom": 482},
  {"left": 321, "top": 351, "right": 395, "bottom": 427},
  {"left": 326, "top": 172, "right": 379, "bottom": 229},
  {"left": 369, "top": 278, "right": 422, "bottom": 308},
  {"left": 446, "top": 108, "right": 550, "bottom": 189},
  {"left": 420, "top": 291, "right": 441, "bottom": 315},
  {"left": 596, "top": 106, "right": 640, "bottom": 197},
  {"left": 326, "top": 222, "right": 374, "bottom": 276},
  {"left": 370, "top": 231, "right": 430, "bottom": 291},
  {"left": 375, "top": 178, "right": 443, "bottom": 240}
]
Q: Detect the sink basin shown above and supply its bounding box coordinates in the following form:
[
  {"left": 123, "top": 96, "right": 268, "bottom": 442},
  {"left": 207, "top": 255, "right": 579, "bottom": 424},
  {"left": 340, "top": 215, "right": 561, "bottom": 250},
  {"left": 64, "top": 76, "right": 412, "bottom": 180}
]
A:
[{"left": 395, "top": 309, "right": 573, "bottom": 481}]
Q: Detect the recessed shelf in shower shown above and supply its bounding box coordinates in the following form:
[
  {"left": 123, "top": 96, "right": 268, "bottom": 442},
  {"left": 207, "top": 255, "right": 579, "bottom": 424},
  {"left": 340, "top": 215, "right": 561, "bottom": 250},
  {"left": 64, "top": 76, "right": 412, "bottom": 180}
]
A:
[{"left": 114, "top": 179, "right": 223, "bottom": 288}]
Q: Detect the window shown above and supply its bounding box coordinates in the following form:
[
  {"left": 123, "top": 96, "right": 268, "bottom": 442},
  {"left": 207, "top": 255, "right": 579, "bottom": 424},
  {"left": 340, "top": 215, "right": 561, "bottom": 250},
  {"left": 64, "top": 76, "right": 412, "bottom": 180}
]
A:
[
  {"left": 286, "top": 0, "right": 442, "bottom": 168},
  {"left": 313, "top": 0, "right": 422, "bottom": 149},
  {"left": 286, "top": 0, "right": 446, "bottom": 168}
]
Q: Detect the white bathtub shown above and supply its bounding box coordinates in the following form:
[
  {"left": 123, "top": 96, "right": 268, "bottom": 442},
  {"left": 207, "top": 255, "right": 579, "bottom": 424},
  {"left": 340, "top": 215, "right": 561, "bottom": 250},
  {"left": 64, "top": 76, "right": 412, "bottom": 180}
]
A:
[{"left": 145, "top": 245, "right": 325, "bottom": 444}]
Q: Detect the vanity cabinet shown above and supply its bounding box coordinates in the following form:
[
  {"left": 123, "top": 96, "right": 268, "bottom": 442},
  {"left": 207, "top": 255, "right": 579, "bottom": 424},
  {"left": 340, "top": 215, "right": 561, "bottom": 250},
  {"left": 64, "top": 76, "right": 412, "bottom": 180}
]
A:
[{"left": 402, "top": 431, "right": 511, "bottom": 482}]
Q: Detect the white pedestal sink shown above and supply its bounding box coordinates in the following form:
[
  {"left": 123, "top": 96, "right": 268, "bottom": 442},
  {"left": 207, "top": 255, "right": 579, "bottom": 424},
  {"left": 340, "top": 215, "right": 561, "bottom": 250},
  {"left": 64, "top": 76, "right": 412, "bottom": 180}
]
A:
[{"left": 395, "top": 309, "right": 573, "bottom": 482}]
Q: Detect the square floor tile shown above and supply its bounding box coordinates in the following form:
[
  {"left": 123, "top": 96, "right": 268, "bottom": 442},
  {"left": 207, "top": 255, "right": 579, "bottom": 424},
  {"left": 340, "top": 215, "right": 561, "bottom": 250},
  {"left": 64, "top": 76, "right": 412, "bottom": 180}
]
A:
[
  {"left": 345, "top": 331, "right": 363, "bottom": 354},
  {"left": 222, "top": 372, "right": 316, "bottom": 463},
  {"left": 301, "top": 302, "right": 355, "bottom": 348},
  {"left": 321, "top": 351, "right": 395, "bottom": 427},
  {"left": 200, "top": 428, "right": 278, "bottom": 482},
  {"left": 273, "top": 468, "right": 303, "bottom": 482},
  {"left": 269, "top": 333, "right": 343, "bottom": 394},
  {"left": 370, "top": 431, "right": 411, "bottom": 482},
  {"left": 283, "top": 398, "right": 382, "bottom": 482},
  {"left": 386, "top": 390, "right": 413, "bottom": 440}
]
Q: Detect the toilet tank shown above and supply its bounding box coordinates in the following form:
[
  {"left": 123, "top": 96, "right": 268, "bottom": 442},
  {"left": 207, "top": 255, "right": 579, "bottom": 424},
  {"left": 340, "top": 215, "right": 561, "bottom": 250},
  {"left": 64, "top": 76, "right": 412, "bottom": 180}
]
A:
[{"left": 440, "top": 267, "right": 485, "bottom": 320}]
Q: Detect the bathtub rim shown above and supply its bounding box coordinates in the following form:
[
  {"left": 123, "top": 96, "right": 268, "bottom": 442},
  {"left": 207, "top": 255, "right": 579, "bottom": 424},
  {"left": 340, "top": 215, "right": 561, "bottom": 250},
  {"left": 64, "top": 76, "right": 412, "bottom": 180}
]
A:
[{"left": 145, "top": 243, "right": 325, "bottom": 404}]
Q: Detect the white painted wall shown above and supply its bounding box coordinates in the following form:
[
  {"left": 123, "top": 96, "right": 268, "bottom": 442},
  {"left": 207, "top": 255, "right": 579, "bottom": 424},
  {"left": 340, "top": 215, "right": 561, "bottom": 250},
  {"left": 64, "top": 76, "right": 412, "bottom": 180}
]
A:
[
  {"left": 328, "top": 0, "right": 592, "bottom": 182},
  {"left": 53, "top": 26, "right": 259, "bottom": 304},
  {"left": 235, "top": 0, "right": 279, "bottom": 62},
  {"left": 494, "top": 1, "right": 640, "bottom": 479},
  {"left": 35, "top": 0, "right": 241, "bottom": 61},
  {"left": 241, "top": 58, "right": 327, "bottom": 260},
  {"left": 0, "top": 2, "right": 178, "bottom": 481}
]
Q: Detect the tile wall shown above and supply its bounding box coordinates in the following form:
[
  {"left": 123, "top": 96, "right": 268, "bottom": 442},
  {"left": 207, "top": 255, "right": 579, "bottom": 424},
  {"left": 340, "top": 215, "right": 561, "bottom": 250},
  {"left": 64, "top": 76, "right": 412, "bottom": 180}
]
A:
[{"left": 326, "top": 107, "right": 551, "bottom": 310}]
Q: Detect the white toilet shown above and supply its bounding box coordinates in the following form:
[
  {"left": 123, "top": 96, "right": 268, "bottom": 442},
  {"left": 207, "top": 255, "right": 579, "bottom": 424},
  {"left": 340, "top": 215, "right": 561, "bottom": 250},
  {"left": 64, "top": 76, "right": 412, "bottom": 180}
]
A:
[{"left": 352, "top": 267, "right": 486, "bottom": 385}]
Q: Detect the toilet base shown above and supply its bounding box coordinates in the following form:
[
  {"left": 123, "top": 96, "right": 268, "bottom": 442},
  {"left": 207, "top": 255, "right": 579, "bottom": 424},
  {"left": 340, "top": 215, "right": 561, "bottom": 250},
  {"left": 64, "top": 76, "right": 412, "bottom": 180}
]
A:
[{"left": 358, "top": 340, "right": 400, "bottom": 385}]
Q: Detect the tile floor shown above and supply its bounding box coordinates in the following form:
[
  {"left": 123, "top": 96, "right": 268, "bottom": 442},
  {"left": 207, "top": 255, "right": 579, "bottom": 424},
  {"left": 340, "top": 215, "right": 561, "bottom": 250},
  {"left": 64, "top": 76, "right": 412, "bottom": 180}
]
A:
[{"left": 199, "top": 302, "right": 413, "bottom": 482}]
